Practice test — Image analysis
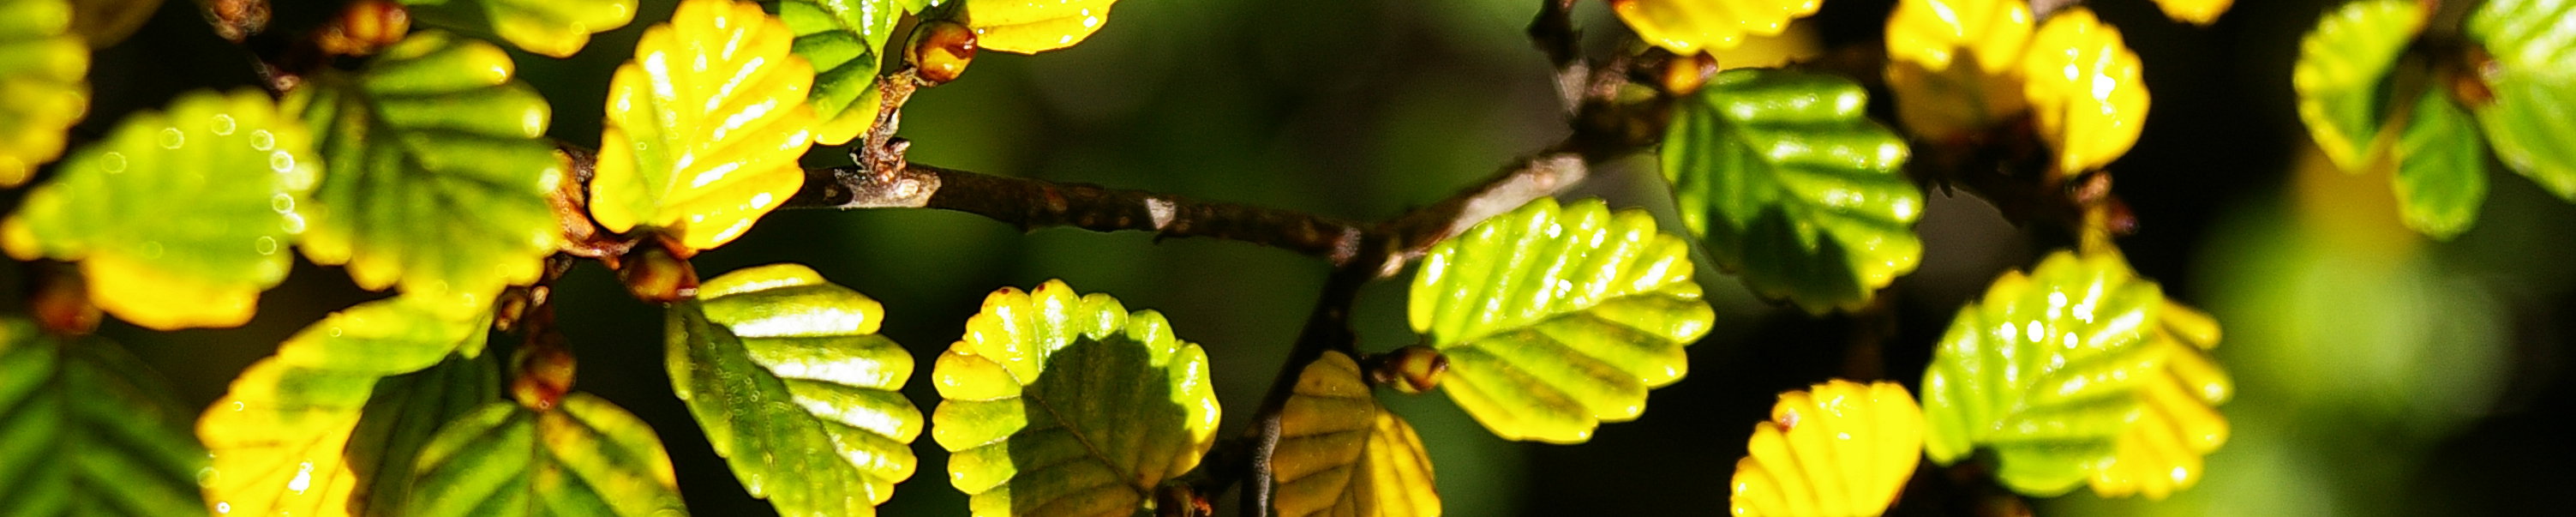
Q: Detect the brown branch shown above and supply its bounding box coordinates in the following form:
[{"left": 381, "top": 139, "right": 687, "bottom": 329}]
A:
[{"left": 784, "top": 162, "right": 1374, "bottom": 266}]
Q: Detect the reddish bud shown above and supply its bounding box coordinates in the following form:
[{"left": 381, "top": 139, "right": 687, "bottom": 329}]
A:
[
  {"left": 910, "top": 21, "right": 978, "bottom": 86},
  {"left": 1369, "top": 346, "right": 1448, "bottom": 394},
  {"left": 617, "top": 244, "right": 698, "bottom": 304},
  {"left": 511, "top": 334, "right": 577, "bottom": 411}
]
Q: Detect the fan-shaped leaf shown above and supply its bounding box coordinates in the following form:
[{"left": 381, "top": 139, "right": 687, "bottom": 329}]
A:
[
  {"left": 1408, "top": 197, "right": 1713, "bottom": 443},
  {"left": 2292, "top": 0, "right": 2423, "bottom": 172},
  {"left": 1608, "top": 0, "right": 1820, "bottom": 55},
  {"left": 2152, "top": 0, "right": 2232, "bottom": 26},
  {"left": 2021, "top": 8, "right": 2148, "bottom": 176},
  {"left": 404, "top": 394, "right": 690, "bottom": 516},
  {"left": 670, "top": 263, "right": 922, "bottom": 516},
  {"left": 1728, "top": 380, "right": 1921, "bottom": 517},
  {"left": 0, "top": 0, "right": 87, "bottom": 186},
  {"left": 2086, "top": 302, "right": 2231, "bottom": 500},
  {"left": 401, "top": 0, "right": 638, "bottom": 57},
  {"left": 1882, "top": 0, "right": 2032, "bottom": 141},
  {"left": 591, "top": 0, "right": 818, "bottom": 252},
  {"left": 1663, "top": 69, "right": 1922, "bottom": 313},
  {"left": 1272, "top": 351, "right": 1440, "bottom": 517},
  {"left": 0, "top": 318, "right": 208, "bottom": 516},
  {"left": 931, "top": 280, "right": 1219, "bottom": 516},
  {"left": 2467, "top": 0, "right": 2576, "bottom": 200},
  {"left": 2392, "top": 90, "right": 2487, "bottom": 239},
  {"left": 964, "top": 0, "right": 1117, "bottom": 54},
  {"left": 346, "top": 353, "right": 502, "bottom": 516},
  {"left": 291, "top": 30, "right": 566, "bottom": 316},
  {"left": 771, "top": 0, "right": 906, "bottom": 145},
  {"left": 2, "top": 88, "right": 319, "bottom": 329},
  {"left": 200, "top": 295, "right": 494, "bottom": 516}
]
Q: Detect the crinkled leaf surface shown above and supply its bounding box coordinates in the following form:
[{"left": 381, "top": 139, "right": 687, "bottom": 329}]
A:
[
  {"left": 404, "top": 394, "right": 690, "bottom": 516},
  {"left": 291, "top": 30, "right": 565, "bottom": 316},
  {"left": 347, "top": 353, "right": 501, "bottom": 516},
  {"left": 770, "top": 0, "right": 906, "bottom": 145},
  {"left": 1729, "top": 380, "right": 1921, "bottom": 517},
  {"left": 592, "top": 0, "right": 817, "bottom": 251},
  {"left": 1609, "top": 0, "right": 1819, "bottom": 55},
  {"left": 669, "top": 263, "right": 922, "bottom": 516},
  {"left": 200, "top": 295, "right": 493, "bottom": 516},
  {"left": 2088, "top": 302, "right": 2231, "bottom": 500},
  {"left": 931, "top": 280, "right": 1219, "bottom": 516},
  {"left": 2468, "top": 0, "right": 2576, "bottom": 200},
  {"left": 1882, "top": 0, "right": 2031, "bottom": 141},
  {"left": 1663, "top": 69, "right": 1922, "bottom": 313},
  {"left": 401, "top": 0, "right": 637, "bottom": 57},
  {"left": 2152, "top": 0, "right": 2232, "bottom": 25},
  {"left": 0, "top": 0, "right": 87, "bottom": 186},
  {"left": 965, "top": 0, "right": 1117, "bottom": 54},
  {"left": 0, "top": 318, "right": 208, "bottom": 516},
  {"left": 1272, "top": 351, "right": 1440, "bottom": 517},
  {"left": 1920, "top": 250, "right": 2230, "bottom": 497},
  {"left": 2021, "top": 8, "right": 2148, "bottom": 176},
  {"left": 2392, "top": 90, "right": 2487, "bottom": 239},
  {"left": 2292, "top": 0, "right": 2423, "bottom": 172},
  {"left": 1408, "top": 197, "right": 1713, "bottom": 443},
  {"left": 3, "top": 88, "right": 319, "bottom": 329}
]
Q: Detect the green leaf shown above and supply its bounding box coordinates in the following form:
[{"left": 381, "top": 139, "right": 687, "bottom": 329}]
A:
[
  {"left": 2391, "top": 90, "right": 2488, "bottom": 239},
  {"left": 2, "top": 88, "right": 320, "bottom": 330},
  {"left": 0, "top": 318, "right": 209, "bottom": 516},
  {"left": 291, "top": 30, "right": 566, "bottom": 316},
  {"left": 348, "top": 353, "right": 503, "bottom": 516},
  {"left": 1407, "top": 197, "right": 1713, "bottom": 443},
  {"left": 669, "top": 263, "right": 922, "bottom": 516},
  {"left": 1272, "top": 351, "right": 1440, "bottom": 517},
  {"left": 1662, "top": 69, "right": 1923, "bottom": 313},
  {"left": 401, "top": 0, "right": 637, "bottom": 57},
  {"left": 0, "top": 0, "right": 87, "bottom": 186},
  {"left": 2467, "top": 0, "right": 2576, "bottom": 200},
  {"left": 200, "top": 295, "right": 494, "bottom": 516},
  {"left": 405, "top": 394, "right": 691, "bottom": 516},
  {"left": 770, "top": 0, "right": 905, "bottom": 145},
  {"left": 931, "top": 280, "right": 1220, "bottom": 516},
  {"left": 2291, "top": 0, "right": 2423, "bottom": 172}
]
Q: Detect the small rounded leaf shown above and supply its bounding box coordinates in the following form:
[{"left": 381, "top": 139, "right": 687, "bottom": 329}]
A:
[
  {"left": 2292, "top": 0, "right": 2424, "bottom": 172},
  {"left": 405, "top": 394, "right": 691, "bottom": 516},
  {"left": 772, "top": 0, "right": 908, "bottom": 144},
  {"left": 0, "top": 0, "right": 87, "bottom": 186},
  {"left": 2467, "top": 0, "right": 2576, "bottom": 200},
  {"left": 1728, "top": 380, "right": 1923, "bottom": 517},
  {"left": 1272, "top": 351, "right": 1441, "bottom": 517},
  {"left": 1609, "top": 0, "right": 1821, "bottom": 55},
  {"left": 2392, "top": 89, "right": 2488, "bottom": 239},
  {"left": 0, "top": 319, "right": 209, "bottom": 517},
  {"left": 2153, "top": 0, "right": 2232, "bottom": 26},
  {"left": 2021, "top": 8, "right": 2149, "bottom": 176},
  {"left": 401, "top": 0, "right": 638, "bottom": 57},
  {"left": 591, "top": 0, "right": 818, "bottom": 251},
  {"left": 1882, "top": 0, "right": 2033, "bottom": 141},
  {"left": 963, "top": 0, "right": 1117, "bottom": 54}
]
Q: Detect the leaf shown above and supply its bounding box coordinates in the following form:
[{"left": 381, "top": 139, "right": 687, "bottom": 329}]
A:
[
  {"left": 1919, "top": 250, "right": 2231, "bottom": 497},
  {"left": 669, "top": 263, "right": 923, "bottom": 516},
  {"left": 200, "top": 295, "right": 494, "bottom": 517},
  {"left": 2391, "top": 89, "right": 2487, "bottom": 239},
  {"left": 404, "top": 394, "right": 691, "bottom": 516},
  {"left": 0, "top": 0, "right": 87, "bottom": 186},
  {"left": 1408, "top": 197, "right": 1713, "bottom": 443},
  {"left": 1728, "top": 380, "right": 1922, "bottom": 517},
  {"left": 2291, "top": 0, "right": 2423, "bottom": 172},
  {"left": 592, "top": 0, "right": 818, "bottom": 252},
  {"left": 2085, "top": 302, "right": 2231, "bottom": 500},
  {"left": 1881, "top": 0, "right": 2032, "bottom": 141},
  {"left": 67, "top": 0, "right": 161, "bottom": 46},
  {"left": 2152, "top": 0, "right": 2232, "bottom": 26},
  {"left": 401, "top": 0, "right": 638, "bottom": 57},
  {"left": 347, "top": 353, "right": 502, "bottom": 516},
  {"left": 2020, "top": 8, "right": 2149, "bottom": 176},
  {"left": 1607, "top": 0, "right": 1821, "bottom": 56},
  {"left": 1271, "top": 351, "right": 1440, "bottom": 517},
  {"left": 291, "top": 30, "right": 566, "bottom": 316},
  {"left": 2, "top": 89, "right": 319, "bottom": 329},
  {"left": 771, "top": 0, "right": 905, "bottom": 145},
  {"left": 2467, "top": 0, "right": 2576, "bottom": 200},
  {"left": 1662, "top": 69, "right": 1923, "bottom": 313},
  {"left": 0, "top": 318, "right": 209, "bottom": 516},
  {"left": 964, "top": 0, "right": 1117, "bottom": 54},
  {"left": 930, "top": 280, "right": 1220, "bottom": 516}
]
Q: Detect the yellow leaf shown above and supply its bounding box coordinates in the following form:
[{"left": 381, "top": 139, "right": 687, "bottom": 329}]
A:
[
  {"left": 0, "top": 0, "right": 90, "bottom": 186},
  {"left": 2088, "top": 301, "right": 2232, "bottom": 499},
  {"left": 1610, "top": 0, "right": 1820, "bottom": 55},
  {"left": 965, "top": 0, "right": 1117, "bottom": 54},
  {"left": 1272, "top": 352, "right": 1441, "bottom": 517},
  {"left": 1729, "top": 380, "right": 1922, "bottom": 517},
  {"left": 591, "top": 0, "right": 817, "bottom": 251},
  {"left": 2020, "top": 8, "right": 2149, "bottom": 177},
  {"left": 1882, "top": 0, "right": 2032, "bottom": 141},
  {"left": 2153, "top": 0, "right": 2232, "bottom": 26}
]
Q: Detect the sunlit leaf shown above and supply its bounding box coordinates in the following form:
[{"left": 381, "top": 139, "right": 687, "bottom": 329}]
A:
[
  {"left": 669, "top": 263, "right": 922, "bottom": 516},
  {"left": 1608, "top": 0, "right": 1820, "bottom": 55},
  {"left": 964, "top": 0, "right": 1117, "bottom": 54},
  {"left": 1728, "top": 380, "right": 1921, "bottom": 517},
  {"left": 2391, "top": 90, "right": 2487, "bottom": 239},
  {"left": 1662, "top": 69, "right": 1922, "bottom": 313},
  {"left": 770, "top": 0, "right": 905, "bottom": 145},
  {"left": 2021, "top": 8, "right": 2149, "bottom": 176},
  {"left": 0, "top": 318, "right": 208, "bottom": 516},
  {"left": 200, "top": 295, "right": 494, "bottom": 516},
  {"left": 2466, "top": 0, "right": 2576, "bottom": 200},
  {"left": 931, "top": 280, "right": 1219, "bottom": 516},
  {"left": 1882, "top": 0, "right": 2032, "bottom": 141},
  {"left": 2291, "top": 0, "right": 2423, "bottom": 172},
  {"left": 405, "top": 394, "right": 690, "bottom": 516},
  {"left": 347, "top": 353, "right": 501, "bottom": 516},
  {"left": 1920, "top": 250, "right": 2231, "bottom": 497},
  {"left": 0, "top": 0, "right": 87, "bottom": 186},
  {"left": 1272, "top": 351, "right": 1440, "bottom": 517},
  {"left": 1408, "top": 197, "right": 1713, "bottom": 443},
  {"left": 592, "top": 0, "right": 818, "bottom": 252},
  {"left": 401, "top": 0, "right": 637, "bottom": 57},
  {"left": 291, "top": 30, "right": 566, "bottom": 316},
  {"left": 2, "top": 88, "right": 319, "bottom": 329},
  {"left": 2152, "top": 0, "right": 2232, "bottom": 26}
]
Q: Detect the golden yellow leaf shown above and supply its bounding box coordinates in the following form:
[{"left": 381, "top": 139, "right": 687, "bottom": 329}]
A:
[
  {"left": 1729, "top": 380, "right": 1922, "bottom": 517},
  {"left": 591, "top": 0, "right": 817, "bottom": 251},
  {"left": 0, "top": 0, "right": 90, "bottom": 186},
  {"left": 2153, "top": 0, "right": 2232, "bottom": 26},
  {"left": 2088, "top": 301, "right": 2232, "bottom": 499},
  {"left": 1882, "top": 0, "right": 2032, "bottom": 141},
  {"left": 2020, "top": 8, "right": 2149, "bottom": 177},
  {"left": 966, "top": 0, "right": 1117, "bottom": 54},
  {"left": 1610, "top": 0, "right": 1821, "bottom": 55}
]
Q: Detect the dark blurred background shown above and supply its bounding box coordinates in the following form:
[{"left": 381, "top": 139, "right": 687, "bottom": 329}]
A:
[{"left": 24, "top": 0, "right": 2576, "bottom": 514}]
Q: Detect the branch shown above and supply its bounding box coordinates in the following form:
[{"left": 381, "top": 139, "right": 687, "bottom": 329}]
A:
[{"left": 1238, "top": 259, "right": 1375, "bottom": 517}]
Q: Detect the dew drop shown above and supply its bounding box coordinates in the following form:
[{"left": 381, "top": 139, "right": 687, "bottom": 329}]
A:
[
  {"left": 269, "top": 150, "right": 295, "bottom": 173},
  {"left": 215, "top": 502, "right": 231, "bottom": 514},
  {"left": 271, "top": 193, "right": 294, "bottom": 213},
  {"left": 158, "top": 128, "right": 185, "bottom": 149},
  {"left": 255, "top": 236, "right": 278, "bottom": 255},
  {"left": 287, "top": 461, "right": 314, "bottom": 494},
  {"left": 210, "top": 114, "right": 237, "bottom": 135},
  {"left": 139, "top": 241, "right": 165, "bottom": 259},
  {"left": 101, "top": 152, "right": 126, "bottom": 174},
  {"left": 281, "top": 213, "right": 307, "bottom": 234},
  {"left": 249, "top": 129, "right": 274, "bottom": 151}
]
